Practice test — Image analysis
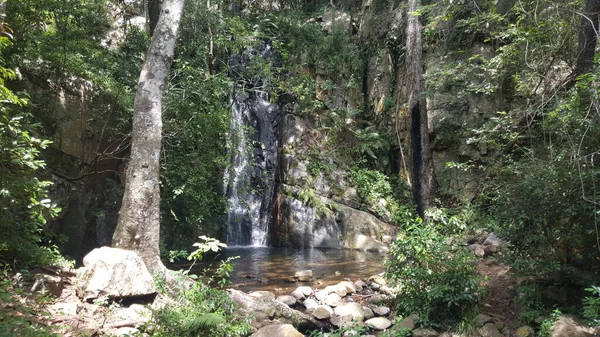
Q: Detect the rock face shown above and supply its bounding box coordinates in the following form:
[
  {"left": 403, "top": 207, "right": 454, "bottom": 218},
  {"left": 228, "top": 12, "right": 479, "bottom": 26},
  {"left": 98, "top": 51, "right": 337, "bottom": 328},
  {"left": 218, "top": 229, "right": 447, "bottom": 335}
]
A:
[
  {"left": 76, "top": 247, "right": 156, "bottom": 301},
  {"left": 550, "top": 315, "right": 597, "bottom": 337}
]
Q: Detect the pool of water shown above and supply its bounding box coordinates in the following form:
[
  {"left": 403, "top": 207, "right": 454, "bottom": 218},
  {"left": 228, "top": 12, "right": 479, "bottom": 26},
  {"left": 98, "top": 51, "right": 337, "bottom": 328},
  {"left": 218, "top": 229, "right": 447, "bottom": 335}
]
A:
[{"left": 174, "top": 247, "right": 387, "bottom": 293}]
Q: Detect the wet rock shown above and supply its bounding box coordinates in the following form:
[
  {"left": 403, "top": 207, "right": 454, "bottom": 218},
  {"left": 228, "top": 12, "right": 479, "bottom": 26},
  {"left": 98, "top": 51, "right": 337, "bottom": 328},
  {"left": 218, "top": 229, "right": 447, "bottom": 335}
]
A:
[
  {"left": 478, "top": 323, "right": 504, "bottom": 337},
  {"left": 413, "top": 328, "right": 439, "bottom": 337},
  {"left": 251, "top": 324, "right": 303, "bottom": 337},
  {"left": 303, "top": 298, "right": 319, "bottom": 312},
  {"left": 474, "top": 314, "right": 494, "bottom": 326},
  {"left": 334, "top": 302, "right": 364, "bottom": 321},
  {"left": 277, "top": 295, "right": 297, "bottom": 306},
  {"left": 76, "top": 247, "right": 155, "bottom": 301},
  {"left": 515, "top": 326, "right": 535, "bottom": 337},
  {"left": 362, "top": 306, "right": 374, "bottom": 319},
  {"left": 313, "top": 305, "right": 334, "bottom": 320},
  {"left": 373, "top": 306, "right": 390, "bottom": 316},
  {"left": 325, "top": 293, "right": 342, "bottom": 307},
  {"left": 295, "top": 270, "right": 313, "bottom": 282},
  {"left": 31, "top": 274, "right": 63, "bottom": 297},
  {"left": 366, "top": 317, "right": 392, "bottom": 330}
]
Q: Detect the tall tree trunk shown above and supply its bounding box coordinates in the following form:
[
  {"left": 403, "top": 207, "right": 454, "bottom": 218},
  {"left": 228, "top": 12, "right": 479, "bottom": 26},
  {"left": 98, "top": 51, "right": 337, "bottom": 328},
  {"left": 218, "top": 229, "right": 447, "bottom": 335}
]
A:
[
  {"left": 405, "top": 0, "right": 435, "bottom": 217},
  {"left": 112, "top": 0, "right": 185, "bottom": 274},
  {"left": 566, "top": 0, "right": 600, "bottom": 87}
]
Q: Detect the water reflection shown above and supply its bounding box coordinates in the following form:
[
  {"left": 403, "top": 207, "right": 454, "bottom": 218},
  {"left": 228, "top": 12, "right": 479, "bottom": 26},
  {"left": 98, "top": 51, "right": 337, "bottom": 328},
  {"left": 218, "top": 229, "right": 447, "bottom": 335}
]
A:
[{"left": 175, "top": 247, "right": 386, "bottom": 293}]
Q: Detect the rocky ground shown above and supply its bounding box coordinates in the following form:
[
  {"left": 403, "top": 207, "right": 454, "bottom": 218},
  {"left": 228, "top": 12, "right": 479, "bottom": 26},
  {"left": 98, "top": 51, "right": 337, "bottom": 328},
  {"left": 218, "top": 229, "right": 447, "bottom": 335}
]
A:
[{"left": 2, "top": 236, "right": 600, "bottom": 337}]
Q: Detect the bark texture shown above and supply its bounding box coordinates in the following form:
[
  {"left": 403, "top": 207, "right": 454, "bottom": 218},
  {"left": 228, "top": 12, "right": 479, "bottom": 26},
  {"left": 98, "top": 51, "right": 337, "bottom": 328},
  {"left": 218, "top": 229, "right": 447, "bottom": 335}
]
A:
[
  {"left": 112, "top": 0, "right": 185, "bottom": 273},
  {"left": 405, "top": 0, "right": 435, "bottom": 216}
]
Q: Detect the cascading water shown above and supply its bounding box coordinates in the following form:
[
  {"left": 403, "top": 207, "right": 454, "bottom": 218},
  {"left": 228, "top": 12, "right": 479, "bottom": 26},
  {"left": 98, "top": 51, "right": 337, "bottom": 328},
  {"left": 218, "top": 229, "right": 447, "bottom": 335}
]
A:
[{"left": 224, "top": 45, "right": 281, "bottom": 246}]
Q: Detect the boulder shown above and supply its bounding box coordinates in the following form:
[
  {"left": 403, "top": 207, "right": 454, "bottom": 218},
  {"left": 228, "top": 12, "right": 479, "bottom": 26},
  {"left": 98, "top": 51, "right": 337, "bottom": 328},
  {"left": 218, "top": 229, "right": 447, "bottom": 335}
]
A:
[
  {"left": 250, "top": 291, "right": 276, "bottom": 301},
  {"left": 277, "top": 295, "right": 297, "bottom": 306},
  {"left": 338, "top": 281, "right": 357, "bottom": 294},
  {"left": 76, "top": 247, "right": 156, "bottom": 301},
  {"left": 368, "top": 275, "right": 387, "bottom": 286},
  {"left": 354, "top": 280, "right": 366, "bottom": 289},
  {"left": 295, "top": 270, "right": 313, "bottom": 282},
  {"left": 228, "top": 289, "right": 321, "bottom": 330},
  {"left": 468, "top": 244, "right": 486, "bottom": 257},
  {"left": 399, "top": 314, "right": 419, "bottom": 329},
  {"left": 31, "top": 274, "right": 63, "bottom": 297},
  {"left": 366, "top": 317, "right": 392, "bottom": 330},
  {"left": 315, "top": 290, "right": 328, "bottom": 302},
  {"left": 362, "top": 306, "right": 374, "bottom": 319},
  {"left": 104, "top": 304, "right": 153, "bottom": 329},
  {"left": 474, "top": 314, "right": 494, "bottom": 326},
  {"left": 324, "top": 284, "right": 348, "bottom": 297},
  {"left": 313, "top": 305, "right": 334, "bottom": 320},
  {"left": 251, "top": 324, "right": 303, "bottom": 337},
  {"left": 478, "top": 323, "right": 504, "bottom": 337},
  {"left": 334, "top": 302, "right": 364, "bottom": 321},
  {"left": 290, "top": 289, "right": 306, "bottom": 300},
  {"left": 550, "top": 315, "right": 597, "bottom": 337}
]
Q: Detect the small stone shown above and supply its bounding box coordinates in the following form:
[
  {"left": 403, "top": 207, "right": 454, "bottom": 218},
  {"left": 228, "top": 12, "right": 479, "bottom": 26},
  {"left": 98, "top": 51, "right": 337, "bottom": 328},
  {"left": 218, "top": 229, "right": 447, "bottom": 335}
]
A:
[
  {"left": 277, "top": 295, "right": 297, "bottom": 306},
  {"left": 251, "top": 324, "right": 303, "bottom": 337},
  {"left": 413, "top": 328, "right": 439, "bottom": 337},
  {"left": 382, "top": 235, "right": 393, "bottom": 244},
  {"left": 295, "top": 270, "right": 313, "bottom": 282},
  {"left": 365, "top": 317, "right": 392, "bottom": 330},
  {"left": 303, "top": 298, "right": 319, "bottom": 312},
  {"left": 515, "top": 326, "right": 535, "bottom": 337},
  {"left": 313, "top": 305, "right": 334, "bottom": 320},
  {"left": 362, "top": 306, "right": 374, "bottom": 319},
  {"left": 373, "top": 306, "right": 390, "bottom": 316},
  {"left": 478, "top": 323, "right": 504, "bottom": 337},
  {"left": 335, "top": 271, "right": 342, "bottom": 276},
  {"left": 474, "top": 314, "right": 494, "bottom": 326},
  {"left": 370, "top": 282, "right": 381, "bottom": 290},
  {"left": 325, "top": 293, "right": 342, "bottom": 307},
  {"left": 296, "top": 286, "right": 313, "bottom": 296}
]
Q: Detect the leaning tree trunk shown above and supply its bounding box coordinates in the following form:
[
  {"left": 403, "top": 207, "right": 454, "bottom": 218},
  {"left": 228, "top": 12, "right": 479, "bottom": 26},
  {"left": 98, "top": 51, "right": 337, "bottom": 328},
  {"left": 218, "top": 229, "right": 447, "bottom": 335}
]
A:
[
  {"left": 112, "top": 0, "right": 185, "bottom": 274},
  {"left": 147, "top": 0, "right": 162, "bottom": 36},
  {"left": 405, "top": 0, "right": 435, "bottom": 217}
]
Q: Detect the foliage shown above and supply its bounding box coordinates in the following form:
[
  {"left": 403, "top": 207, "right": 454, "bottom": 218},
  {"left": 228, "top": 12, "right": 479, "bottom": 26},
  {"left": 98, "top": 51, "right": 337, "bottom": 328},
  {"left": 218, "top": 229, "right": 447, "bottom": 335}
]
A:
[
  {"left": 385, "top": 219, "right": 481, "bottom": 327},
  {"left": 583, "top": 286, "right": 600, "bottom": 326},
  {"left": 0, "top": 268, "right": 58, "bottom": 336},
  {"left": 0, "top": 34, "right": 65, "bottom": 268},
  {"left": 308, "top": 324, "right": 367, "bottom": 337},
  {"left": 151, "top": 237, "right": 250, "bottom": 337}
]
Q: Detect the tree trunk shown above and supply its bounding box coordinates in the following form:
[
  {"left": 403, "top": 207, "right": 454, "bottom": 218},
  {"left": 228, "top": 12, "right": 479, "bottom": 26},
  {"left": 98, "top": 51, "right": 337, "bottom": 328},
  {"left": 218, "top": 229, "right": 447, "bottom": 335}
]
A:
[
  {"left": 405, "top": 0, "right": 435, "bottom": 217},
  {"left": 566, "top": 0, "right": 600, "bottom": 86},
  {"left": 112, "top": 0, "right": 185, "bottom": 274}
]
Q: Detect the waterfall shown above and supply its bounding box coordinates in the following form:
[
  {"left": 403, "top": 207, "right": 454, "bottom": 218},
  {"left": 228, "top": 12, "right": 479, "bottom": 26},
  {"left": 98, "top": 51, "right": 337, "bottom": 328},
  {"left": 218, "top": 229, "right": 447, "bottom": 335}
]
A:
[{"left": 225, "top": 90, "right": 280, "bottom": 246}]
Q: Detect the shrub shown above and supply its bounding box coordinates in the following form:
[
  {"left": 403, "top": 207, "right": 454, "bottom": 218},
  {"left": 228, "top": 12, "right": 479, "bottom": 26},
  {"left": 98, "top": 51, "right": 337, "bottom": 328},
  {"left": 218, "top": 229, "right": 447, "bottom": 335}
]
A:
[{"left": 385, "top": 220, "right": 481, "bottom": 327}]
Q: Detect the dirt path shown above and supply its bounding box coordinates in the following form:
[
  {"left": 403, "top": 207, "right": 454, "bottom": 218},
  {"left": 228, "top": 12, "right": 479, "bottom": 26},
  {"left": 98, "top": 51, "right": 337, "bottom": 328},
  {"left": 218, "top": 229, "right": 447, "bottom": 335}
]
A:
[{"left": 476, "top": 258, "right": 521, "bottom": 330}]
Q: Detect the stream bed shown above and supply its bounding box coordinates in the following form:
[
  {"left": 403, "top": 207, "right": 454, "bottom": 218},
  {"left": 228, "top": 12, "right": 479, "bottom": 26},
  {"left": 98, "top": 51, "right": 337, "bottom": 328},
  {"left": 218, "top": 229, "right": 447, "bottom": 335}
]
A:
[{"left": 176, "top": 247, "right": 387, "bottom": 293}]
